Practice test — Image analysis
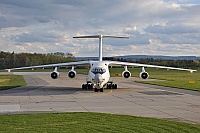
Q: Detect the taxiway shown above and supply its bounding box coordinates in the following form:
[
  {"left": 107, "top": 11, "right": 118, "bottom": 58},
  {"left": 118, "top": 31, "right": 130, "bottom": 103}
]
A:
[{"left": 0, "top": 72, "right": 200, "bottom": 124}]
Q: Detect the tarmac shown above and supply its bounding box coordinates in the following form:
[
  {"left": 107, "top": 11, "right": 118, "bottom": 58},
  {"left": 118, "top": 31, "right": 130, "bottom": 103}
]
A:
[{"left": 0, "top": 72, "right": 200, "bottom": 124}]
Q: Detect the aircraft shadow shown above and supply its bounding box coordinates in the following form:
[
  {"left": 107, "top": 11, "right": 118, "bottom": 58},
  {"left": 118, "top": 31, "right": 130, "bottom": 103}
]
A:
[{"left": 0, "top": 85, "right": 94, "bottom": 96}]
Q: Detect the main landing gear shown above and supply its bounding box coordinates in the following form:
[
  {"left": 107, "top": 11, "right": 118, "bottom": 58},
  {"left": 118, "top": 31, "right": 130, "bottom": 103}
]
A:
[
  {"left": 106, "top": 80, "right": 118, "bottom": 89},
  {"left": 82, "top": 83, "right": 118, "bottom": 92},
  {"left": 106, "top": 83, "right": 117, "bottom": 89},
  {"left": 82, "top": 83, "right": 103, "bottom": 92},
  {"left": 82, "top": 83, "right": 93, "bottom": 90}
]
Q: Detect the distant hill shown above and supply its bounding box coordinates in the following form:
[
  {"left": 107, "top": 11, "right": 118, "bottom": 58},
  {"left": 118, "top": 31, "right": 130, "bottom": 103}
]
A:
[
  {"left": 76, "top": 57, "right": 98, "bottom": 61},
  {"left": 76, "top": 55, "right": 200, "bottom": 61},
  {"left": 113, "top": 55, "right": 199, "bottom": 60}
]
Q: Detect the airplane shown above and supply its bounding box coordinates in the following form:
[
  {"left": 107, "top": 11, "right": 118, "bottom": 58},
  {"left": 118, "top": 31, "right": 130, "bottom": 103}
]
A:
[{"left": 6, "top": 35, "right": 197, "bottom": 92}]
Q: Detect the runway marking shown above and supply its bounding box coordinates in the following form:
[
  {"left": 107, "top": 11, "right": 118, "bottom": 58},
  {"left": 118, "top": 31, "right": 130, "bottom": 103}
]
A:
[{"left": 108, "top": 90, "right": 112, "bottom": 94}]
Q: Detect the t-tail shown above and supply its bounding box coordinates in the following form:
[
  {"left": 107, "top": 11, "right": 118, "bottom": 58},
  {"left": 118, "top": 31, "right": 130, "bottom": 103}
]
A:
[{"left": 73, "top": 35, "right": 129, "bottom": 61}]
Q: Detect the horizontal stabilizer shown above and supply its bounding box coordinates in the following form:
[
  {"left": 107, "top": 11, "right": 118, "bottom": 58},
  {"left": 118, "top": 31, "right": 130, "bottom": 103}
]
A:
[{"left": 73, "top": 35, "right": 129, "bottom": 39}]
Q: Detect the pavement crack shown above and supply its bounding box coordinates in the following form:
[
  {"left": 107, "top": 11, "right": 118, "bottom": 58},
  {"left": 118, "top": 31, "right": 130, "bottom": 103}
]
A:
[
  {"left": 71, "top": 96, "right": 90, "bottom": 112},
  {"left": 112, "top": 94, "right": 180, "bottom": 119}
]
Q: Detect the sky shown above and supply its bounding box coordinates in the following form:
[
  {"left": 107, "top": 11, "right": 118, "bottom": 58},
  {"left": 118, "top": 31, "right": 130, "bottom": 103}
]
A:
[{"left": 0, "top": 0, "right": 200, "bottom": 57}]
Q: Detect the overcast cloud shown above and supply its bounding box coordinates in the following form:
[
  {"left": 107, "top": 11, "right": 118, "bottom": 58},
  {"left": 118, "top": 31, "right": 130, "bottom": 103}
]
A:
[{"left": 0, "top": 0, "right": 200, "bottom": 57}]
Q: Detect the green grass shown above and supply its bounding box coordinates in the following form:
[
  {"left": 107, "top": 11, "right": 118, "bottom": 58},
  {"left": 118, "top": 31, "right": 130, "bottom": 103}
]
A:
[
  {"left": 0, "top": 112, "right": 199, "bottom": 133},
  {"left": 0, "top": 75, "right": 26, "bottom": 90}
]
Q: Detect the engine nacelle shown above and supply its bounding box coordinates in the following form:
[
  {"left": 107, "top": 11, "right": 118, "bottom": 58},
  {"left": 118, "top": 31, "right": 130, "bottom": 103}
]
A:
[
  {"left": 68, "top": 70, "right": 76, "bottom": 78},
  {"left": 51, "top": 71, "right": 60, "bottom": 79},
  {"left": 122, "top": 71, "right": 131, "bottom": 78},
  {"left": 140, "top": 72, "right": 149, "bottom": 79}
]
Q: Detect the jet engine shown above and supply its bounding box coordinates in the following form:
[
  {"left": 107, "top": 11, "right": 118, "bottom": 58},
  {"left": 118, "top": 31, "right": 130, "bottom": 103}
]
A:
[
  {"left": 140, "top": 72, "right": 149, "bottom": 79},
  {"left": 122, "top": 66, "right": 131, "bottom": 78},
  {"left": 68, "top": 70, "right": 76, "bottom": 78},
  {"left": 139, "top": 67, "right": 149, "bottom": 79},
  {"left": 51, "top": 67, "right": 60, "bottom": 79},
  {"left": 122, "top": 71, "right": 131, "bottom": 78}
]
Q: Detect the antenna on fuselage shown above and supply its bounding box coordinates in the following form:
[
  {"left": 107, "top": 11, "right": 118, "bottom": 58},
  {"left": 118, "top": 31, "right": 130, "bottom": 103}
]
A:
[{"left": 73, "top": 35, "right": 129, "bottom": 61}]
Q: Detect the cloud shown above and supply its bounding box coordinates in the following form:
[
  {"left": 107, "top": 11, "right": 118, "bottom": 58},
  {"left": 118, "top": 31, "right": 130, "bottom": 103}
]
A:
[
  {"left": 0, "top": 0, "right": 200, "bottom": 56},
  {"left": 145, "top": 23, "right": 200, "bottom": 34}
]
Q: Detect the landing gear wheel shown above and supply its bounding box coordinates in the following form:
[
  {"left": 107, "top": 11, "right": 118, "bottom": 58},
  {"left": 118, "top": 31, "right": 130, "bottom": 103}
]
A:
[
  {"left": 112, "top": 84, "right": 115, "bottom": 89},
  {"left": 88, "top": 84, "right": 91, "bottom": 89},
  {"left": 91, "top": 85, "right": 93, "bottom": 90},
  {"left": 82, "top": 84, "right": 94, "bottom": 90},
  {"left": 107, "top": 83, "right": 117, "bottom": 89},
  {"left": 107, "top": 84, "right": 112, "bottom": 89},
  {"left": 89, "top": 84, "right": 93, "bottom": 89},
  {"left": 85, "top": 84, "right": 88, "bottom": 89},
  {"left": 100, "top": 88, "right": 104, "bottom": 92},
  {"left": 82, "top": 84, "right": 85, "bottom": 89},
  {"left": 112, "top": 84, "right": 117, "bottom": 89},
  {"left": 115, "top": 84, "right": 117, "bottom": 89},
  {"left": 109, "top": 84, "right": 112, "bottom": 89},
  {"left": 94, "top": 88, "right": 98, "bottom": 92}
]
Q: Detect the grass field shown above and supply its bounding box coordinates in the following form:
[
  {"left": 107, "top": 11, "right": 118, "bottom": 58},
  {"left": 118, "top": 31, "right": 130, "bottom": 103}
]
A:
[
  {"left": 0, "top": 75, "right": 26, "bottom": 91},
  {"left": 0, "top": 112, "right": 199, "bottom": 133}
]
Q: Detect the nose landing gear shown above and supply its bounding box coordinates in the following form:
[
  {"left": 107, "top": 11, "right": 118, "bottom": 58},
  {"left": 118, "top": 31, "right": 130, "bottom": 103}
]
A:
[
  {"left": 94, "top": 88, "right": 104, "bottom": 92},
  {"left": 82, "top": 82, "right": 118, "bottom": 92}
]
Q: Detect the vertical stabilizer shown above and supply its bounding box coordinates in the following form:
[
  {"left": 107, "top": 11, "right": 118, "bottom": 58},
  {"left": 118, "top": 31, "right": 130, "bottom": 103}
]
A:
[
  {"left": 73, "top": 35, "right": 129, "bottom": 61},
  {"left": 99, "top": 35, "right": 103, "bottom": 61}
]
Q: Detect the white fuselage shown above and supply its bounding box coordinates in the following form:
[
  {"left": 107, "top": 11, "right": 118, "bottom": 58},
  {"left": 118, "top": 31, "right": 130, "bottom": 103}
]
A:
[{"left": 87, "top": 61, "right": 110, "bottom": 89}]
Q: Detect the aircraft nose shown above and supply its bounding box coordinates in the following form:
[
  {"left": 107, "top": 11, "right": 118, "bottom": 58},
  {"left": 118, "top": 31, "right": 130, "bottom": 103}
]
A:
[
  {"left": 93, "top": 74, "right": 105, "bottom": 89},
  {"left": 94, "top": 73, "right": 103, "bottom": 82}
]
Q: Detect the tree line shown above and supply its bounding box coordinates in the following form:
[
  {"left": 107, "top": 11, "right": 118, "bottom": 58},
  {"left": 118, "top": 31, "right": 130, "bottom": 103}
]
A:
[
  {"left": 135, "top": 58, "right": 199, "bottom": 69},
  {"left": 0, "top": 51, "right": 75, "bottom": 69},
  {"left": 1, "top": 51, "right": 199, "bottom": 69}
]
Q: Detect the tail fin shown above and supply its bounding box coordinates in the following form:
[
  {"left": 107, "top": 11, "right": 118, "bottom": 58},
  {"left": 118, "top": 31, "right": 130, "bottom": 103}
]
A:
[{"left": 73, "top": 35, "right": 129, "bottom": 61}]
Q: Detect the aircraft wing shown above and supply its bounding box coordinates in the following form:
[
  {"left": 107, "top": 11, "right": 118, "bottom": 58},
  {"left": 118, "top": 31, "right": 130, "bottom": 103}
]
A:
[
  {"left": 5, "top": 61, "right": 90, "bottom": 72},
  {"left": 109, "top": 61, "right": 197, "bottom": 73}
]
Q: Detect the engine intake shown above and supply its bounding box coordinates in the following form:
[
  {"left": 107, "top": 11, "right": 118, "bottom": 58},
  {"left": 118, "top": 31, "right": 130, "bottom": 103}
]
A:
[
  {"left": 140, "top": 72, "right": 149, "bottom": 79},
  {"left": 122, "top": 71, "right": 131, "bottom": 78},
  {"left": 68, "top": 70, "right": 76, "bottom": 78},
  {"left": 51, "top": 71, "right": 59, "bottom": 79}
]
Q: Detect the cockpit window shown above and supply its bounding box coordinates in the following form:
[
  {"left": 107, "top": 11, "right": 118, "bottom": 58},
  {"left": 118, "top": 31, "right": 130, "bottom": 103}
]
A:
[{"left": 91, "top": 67, "right": 106, "bottom": 74}]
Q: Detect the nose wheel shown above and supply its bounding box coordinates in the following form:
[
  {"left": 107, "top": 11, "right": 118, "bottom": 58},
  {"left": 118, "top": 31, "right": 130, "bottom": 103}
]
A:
[
  {"left": 94, "top": 88, "right": 104, "bottom": 92},
  {"left": 82, "top": 83, "right": 117, "bottom": 92}
]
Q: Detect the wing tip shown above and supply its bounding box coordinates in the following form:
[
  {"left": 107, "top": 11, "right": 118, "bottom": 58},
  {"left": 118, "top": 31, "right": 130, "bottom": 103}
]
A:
[{"left": 190, "top": 70, "right": 197, "bottom": 73}]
